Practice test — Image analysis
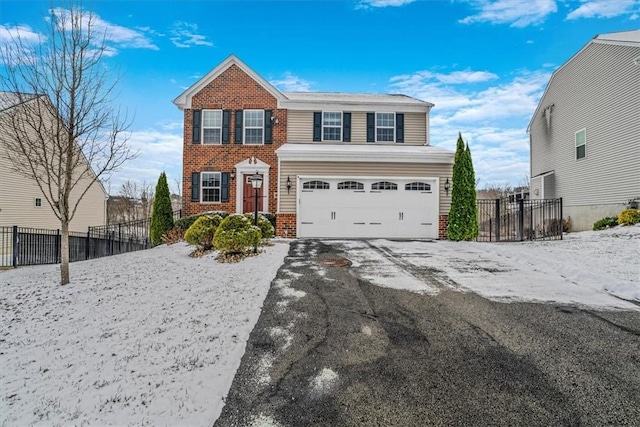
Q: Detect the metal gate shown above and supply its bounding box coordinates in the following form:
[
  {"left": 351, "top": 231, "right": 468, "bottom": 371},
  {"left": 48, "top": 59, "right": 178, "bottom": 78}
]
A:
[{"left": 477, "top": 198, "right": 563, "bottom": 242}]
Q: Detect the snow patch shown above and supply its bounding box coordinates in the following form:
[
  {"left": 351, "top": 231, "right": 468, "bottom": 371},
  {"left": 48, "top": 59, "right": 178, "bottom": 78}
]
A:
[
  {"left": 251, "top": 413, "right": 283, "bottom": 427},
  {"left": 310, "top": 367, "right": 339, "bottom": 394}
]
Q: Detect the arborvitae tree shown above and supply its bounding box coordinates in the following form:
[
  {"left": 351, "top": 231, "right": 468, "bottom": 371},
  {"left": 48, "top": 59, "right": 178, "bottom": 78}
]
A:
[
  {"left": 150, "top": 172, "right": 174, "bottom": 245},
  {"left": 447, "top": 133, "right": 478, "bottom": 241}
]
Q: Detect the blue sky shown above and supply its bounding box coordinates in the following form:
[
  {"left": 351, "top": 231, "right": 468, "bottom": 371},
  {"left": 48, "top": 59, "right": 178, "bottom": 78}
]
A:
[{"left": 1, "top": 0, "right": 638, "bottom": 194}]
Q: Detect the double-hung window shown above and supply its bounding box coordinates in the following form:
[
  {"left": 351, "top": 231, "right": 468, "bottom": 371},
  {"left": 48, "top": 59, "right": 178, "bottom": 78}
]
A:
[
  {"left": 575, "top": 128, "right": 586, "bottom": 160},
  {"left": 244, "top": 110, "right": 264, "bottom": 145},
  {"left": 202, "top": 110, "right": 222, "bottom": 144},
  {"left": 323, "top": 112, "right": 342, "bottom": 141},
  {"left": 376, "top": 113, "right": 395, "bottom": 142},
  {"left": 201, "top": 172, "right": 221, "bottom": 203}
]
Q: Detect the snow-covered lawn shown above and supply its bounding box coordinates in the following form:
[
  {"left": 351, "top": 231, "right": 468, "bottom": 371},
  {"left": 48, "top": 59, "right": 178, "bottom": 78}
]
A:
[
  {"left": 0, "top": 241, "right": 289, "bottom": 426},
  {"left": 339, "top": 224, "right": 640, "bottom": 309},
  {"left": 1, "top": 225, "right": 638, "bottom": 426}
]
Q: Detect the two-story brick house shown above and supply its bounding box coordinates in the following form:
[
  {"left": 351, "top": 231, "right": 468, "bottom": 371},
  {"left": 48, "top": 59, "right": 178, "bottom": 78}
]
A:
[{"left": 174, "top": 55, "right": 454, "bottom": 239}]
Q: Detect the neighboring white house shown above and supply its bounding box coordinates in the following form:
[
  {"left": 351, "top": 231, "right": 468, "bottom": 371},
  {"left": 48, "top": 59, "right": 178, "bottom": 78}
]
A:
[
  {"left": 528, "top": 30, "right": 640, "bottom": 231},
  {"left": 0, "top": 92, "right": 108, "bottom": 232}
]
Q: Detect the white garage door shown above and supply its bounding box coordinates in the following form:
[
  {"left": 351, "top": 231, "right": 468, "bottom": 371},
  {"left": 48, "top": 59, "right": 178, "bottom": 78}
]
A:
[{"left": 298, "top": 177, "right": 439, "bottom": 239}]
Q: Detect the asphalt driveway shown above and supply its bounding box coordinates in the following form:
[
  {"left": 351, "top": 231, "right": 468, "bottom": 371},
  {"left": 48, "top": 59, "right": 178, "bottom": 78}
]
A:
[{"left": 215, "top": 240, "right": 640, "bottom": 427}]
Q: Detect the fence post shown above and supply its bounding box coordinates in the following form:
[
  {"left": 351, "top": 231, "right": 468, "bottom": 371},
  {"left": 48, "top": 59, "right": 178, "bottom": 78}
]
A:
[
  {"left": 12, "top": 225, "right": 18, "bottom": 267},
  {"left": 86, "top": 228, "right": 91, "bottom": 260},
  {"left": 518, "top": 199, "right": 524, "bottom": 241},
  {"left": 559, "top": 197, "right": 563, "bottom": 240},
  {"left": 118, "top": 223, "right": 122, "bottom": 254},
  {"left": 55, "top": 229, "right": 61, "bottom": 263},
  {"left": 494, "top": 199, "right": 501, "bottom": 242}
]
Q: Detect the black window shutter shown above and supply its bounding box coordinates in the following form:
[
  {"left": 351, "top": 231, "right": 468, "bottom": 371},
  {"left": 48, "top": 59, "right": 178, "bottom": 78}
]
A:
[
  {"left": 234, "top": 110, "right": 243, "bottom": 143},
  {"left": 366, "top": 113, "right": 375, "bottom": 143},
  {"left": 221, "top": 172, "right": 229, "bottom": 202},
  {"left": 222, "top": 110, "right": 230, "bottom": 144},
  {"left": 313, "top": 112, "right": 322, "bottom": 142},
  {"left": 191, "top": 172, "right": 200, "bottom": 201},
  {"left": 396, "top": 113, "right": 404, "bottom": 143},
  {"left": 264, "top": 110, "right": 273, "bottom": 144},
  {"left": 343, "top": 112, "right": 351, "bottom": 142},
  {"left": 192, "top": 110, "right": 201, "bottom": 143}
]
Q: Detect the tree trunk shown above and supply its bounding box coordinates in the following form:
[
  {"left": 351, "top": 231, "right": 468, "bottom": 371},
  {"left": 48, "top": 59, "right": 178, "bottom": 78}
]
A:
[{"left": 60, "top": 221, "right": 70, "bottom": 285}]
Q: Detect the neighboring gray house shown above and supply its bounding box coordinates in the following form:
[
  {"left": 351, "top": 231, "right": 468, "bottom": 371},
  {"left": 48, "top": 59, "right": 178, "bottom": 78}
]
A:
[{"left": 528, "top": 30, "right": 640, "bottom": 231}]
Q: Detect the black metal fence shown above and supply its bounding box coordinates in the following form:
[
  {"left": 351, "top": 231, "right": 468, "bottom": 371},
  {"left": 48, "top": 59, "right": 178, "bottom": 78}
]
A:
[
  {"left": 0, "top": 210, "right": 181, "bottom": 268},
  {"left": 477, "top": 198, "right": 563, "bottom": 242}
]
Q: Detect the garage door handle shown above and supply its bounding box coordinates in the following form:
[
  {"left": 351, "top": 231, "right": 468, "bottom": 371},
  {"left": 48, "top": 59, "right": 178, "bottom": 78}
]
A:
[
  {"left": 331, "top": 211, "right": 336, "bottom": 220},
  {"left": 399, "top": 212, "right": 404, "bottom": 220}
]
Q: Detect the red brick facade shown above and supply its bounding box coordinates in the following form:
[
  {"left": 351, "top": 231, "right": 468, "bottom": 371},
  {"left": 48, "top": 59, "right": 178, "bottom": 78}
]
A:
[
  {"left": 182, "top": 64, "right": 286, "bottom": 219},
  {"left": 275, "top": 213, "right": 297, "bottom": 238},
  {"left": 438, "top": 214, "right": 449, "bottom": 240}
]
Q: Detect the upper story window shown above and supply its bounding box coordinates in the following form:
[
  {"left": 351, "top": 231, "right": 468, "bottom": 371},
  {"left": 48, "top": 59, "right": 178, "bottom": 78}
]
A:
[
  {"left": 302, "top": 180, "right": 330, "bottom": 190},
  {"left": 371, "top": 181, "right": 398, "bottom": 190},
  {"left": 201, "top": 172, "right": 221, "bottom": 202},
  {"left": 244, "top": 110, "right": 264, "bottom": 145},
  {"left": 405, "top": 182, "right": 431, "bottom": 191},
  {"left": 376, "top": 113, "right": 395, "bottom": 142},
  {"left": 337, "top": 181, "right": 364, "bottom": 190},
  {"left": 34, "top": 197, "right": 42, "bottom": 207},
  {"left": 575, "top": 128, "right": 586, "bottom": 160},
  {"left": 202, "top": 110, "right": 222, "bottom": 144},
  {"left": 323, "top": 112, "right": 342, "bottom": 141}
]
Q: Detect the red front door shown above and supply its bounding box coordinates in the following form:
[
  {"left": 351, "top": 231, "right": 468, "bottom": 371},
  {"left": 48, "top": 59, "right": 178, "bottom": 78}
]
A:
[{"left": 243, "top": 174, "right": 264, "bottom": 213}]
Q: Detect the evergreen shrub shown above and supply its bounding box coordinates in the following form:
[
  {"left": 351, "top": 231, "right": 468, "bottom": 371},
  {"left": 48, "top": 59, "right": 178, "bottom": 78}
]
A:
[{"left": 213, "top": 214, "right": 262, "bottom": 255}]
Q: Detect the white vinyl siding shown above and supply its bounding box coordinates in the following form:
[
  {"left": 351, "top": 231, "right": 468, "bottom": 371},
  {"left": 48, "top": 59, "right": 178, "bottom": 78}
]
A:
[{"left": 529, "top": 41, "right": 640, "bottom": 209}]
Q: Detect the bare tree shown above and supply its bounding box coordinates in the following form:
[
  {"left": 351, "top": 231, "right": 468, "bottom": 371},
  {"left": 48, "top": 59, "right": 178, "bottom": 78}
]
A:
[{"left": 0, "top": 4, "right": 136, "bottom": 284}]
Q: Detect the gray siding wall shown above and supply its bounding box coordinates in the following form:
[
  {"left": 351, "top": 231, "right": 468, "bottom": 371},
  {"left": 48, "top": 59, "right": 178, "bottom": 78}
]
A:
[
  {"left": 287, "top": 111, "right": 427, "bottom": 144},
  {"left": 278, "top": 161, "right": 452, "bottom": 215},
  {"left": 530, "top": 42, "right": 640, "bottom": 211}
]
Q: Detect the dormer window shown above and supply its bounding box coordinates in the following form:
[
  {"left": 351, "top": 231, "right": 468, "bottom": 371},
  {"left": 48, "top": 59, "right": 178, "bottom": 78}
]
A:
[{"left": 323, "top": 112, "right": 342, "bottom": 141}]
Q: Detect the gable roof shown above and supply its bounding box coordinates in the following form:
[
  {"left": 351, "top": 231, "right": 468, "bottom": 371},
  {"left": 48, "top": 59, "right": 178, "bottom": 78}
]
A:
[
  {"left": 527, "top": 29, "right": 640, "bottom": 132},
  {"left": 173, "top": 54, "right": 287, "bottom": 110},
  {"left": 173, "top": 55, "right": 434, "bottom": 112},
  {"left": 0, "top": 91, "right": 41, "bottom": 112}
]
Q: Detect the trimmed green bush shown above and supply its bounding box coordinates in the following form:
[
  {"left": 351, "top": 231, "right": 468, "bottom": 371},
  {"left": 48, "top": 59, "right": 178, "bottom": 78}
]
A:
[
  {"left": 618, "top": 209, "right": 640, "bottom": 226},
  {"left": 150, "top": 172, "right": 174, "bottom": 246},
  {"left": 184, "top": 214, "right": 224, "bottom": 250},
  {"left": 174, "top": 211, "right": 228, "bottom": 230},
  {"left": 593, "top": 216, "right": 618, "bottom": 231},
  {"left": 447, "top": 133, "right": 478, "bottom": 241},
  {"left": 244, "top": 213, "right": 275, "bottom": 240},
  {"left": 213, "top": 214, "right": 262, "bottom": 255}
]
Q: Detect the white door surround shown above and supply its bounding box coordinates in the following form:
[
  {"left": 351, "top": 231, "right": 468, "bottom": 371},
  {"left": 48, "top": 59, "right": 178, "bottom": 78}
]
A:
[{"left": 234, "top": 157, "right": 270, "bottom": 214}]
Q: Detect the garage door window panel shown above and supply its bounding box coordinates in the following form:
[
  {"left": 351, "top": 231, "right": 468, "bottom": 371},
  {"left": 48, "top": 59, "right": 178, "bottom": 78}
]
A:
[
  {"left": 302, "top": 180, "right": 330, "bottom": 190},
  {"left": 405, "top": 182, "right": 432, "bottom": 192},
  {"left": 338, "top": 181, "right": 364, "bottom": 190},
  {"left": 202, "top": 172, "right": 221, "bottom": 203},
  {"left": 371, "top": 181, "right": 398, "bottom": 190}
]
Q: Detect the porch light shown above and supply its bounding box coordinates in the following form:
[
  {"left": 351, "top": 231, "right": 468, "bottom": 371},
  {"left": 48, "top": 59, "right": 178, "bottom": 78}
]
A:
[
  {"left": 286, "top": 176, "right": 292, "bottom": 194},
  {"left": 444, "top": 178, "right": 451, "bottom": 196},
  {"left": 250, "top": 172, "right": 263, "bottom": 254}
]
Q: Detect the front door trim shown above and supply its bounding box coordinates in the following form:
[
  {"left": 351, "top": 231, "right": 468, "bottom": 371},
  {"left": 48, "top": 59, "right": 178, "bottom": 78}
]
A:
[{"left": 235, "top": 157, "right": 270, "bottom": 214}]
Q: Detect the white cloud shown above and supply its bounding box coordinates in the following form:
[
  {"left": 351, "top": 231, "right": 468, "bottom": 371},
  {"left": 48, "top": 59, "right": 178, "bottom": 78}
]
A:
[
  {"left": 0, "top": 24, "right": 43, "bottom": 43},
  {"left": 566, "top": 0, "right": 639, "bottom": 20},
  {"left": 459, "top": 0, "right": 557, "bottom": 27},
  {"left": 108, "top": 129, "right": 183, "bottom": 191},
  {"left": 49, "top": 8, "right": 158, "bottom": 53},
  {"left": 356, "top": 0, "right": 416, "bottom": 8},
  {"left": 170, "top": 22, "right": 213, "bottom": 48},
  {"left": 271, "top": 72, "right": 313, "bottom": 92},
  {"left": 389, "top": 68, "right": 550, "bottom": 185}
]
